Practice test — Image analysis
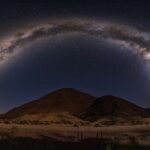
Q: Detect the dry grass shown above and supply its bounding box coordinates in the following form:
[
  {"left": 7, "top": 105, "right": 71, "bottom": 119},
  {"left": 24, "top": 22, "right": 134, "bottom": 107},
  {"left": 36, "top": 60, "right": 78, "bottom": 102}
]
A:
[{"left": 0, "top": 123, "right": 149, "bottom": 145}]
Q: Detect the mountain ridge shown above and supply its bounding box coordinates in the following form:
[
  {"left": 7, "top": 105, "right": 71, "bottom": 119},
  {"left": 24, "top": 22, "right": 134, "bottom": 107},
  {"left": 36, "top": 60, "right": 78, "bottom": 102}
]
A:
[
  {"left": 1, "top": 88, "right": 149, "bottom": 122},
  {"left": 2, "top": 88, "right": 95, "bottom": 119}
]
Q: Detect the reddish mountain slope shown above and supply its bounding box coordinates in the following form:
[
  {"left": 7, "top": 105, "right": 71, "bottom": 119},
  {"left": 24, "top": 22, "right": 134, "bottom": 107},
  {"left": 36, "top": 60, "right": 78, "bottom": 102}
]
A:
[
  {"left": 2, "top": 89, "right": 149, "bottom": 122},
  {"left": 3, "top": 88, "right": 95, "bottom": 119}
]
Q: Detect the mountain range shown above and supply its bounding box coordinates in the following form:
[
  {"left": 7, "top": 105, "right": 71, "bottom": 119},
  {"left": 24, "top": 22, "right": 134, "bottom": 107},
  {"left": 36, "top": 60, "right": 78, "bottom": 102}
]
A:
[{"left": 1, "top": 88, "right": 150, "bottom": 123}]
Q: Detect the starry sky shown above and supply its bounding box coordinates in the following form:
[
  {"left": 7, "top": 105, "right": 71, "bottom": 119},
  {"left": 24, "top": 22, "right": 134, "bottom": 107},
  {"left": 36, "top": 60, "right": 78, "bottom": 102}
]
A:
[{"left": 0, "top": 0, "right": 150, "bottom": 112}]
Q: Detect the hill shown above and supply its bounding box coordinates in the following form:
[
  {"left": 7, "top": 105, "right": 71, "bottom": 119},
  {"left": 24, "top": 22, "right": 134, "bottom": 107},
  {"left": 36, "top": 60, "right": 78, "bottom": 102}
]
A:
[
  {"left": 1, "top": 90, "right": 149, "bottom": 124},
  {"left": 3, "top": 88, "right": 95, "bottom": 119},
  {"left": 81, "top": 95, "right": 148, "bottom": 121}
]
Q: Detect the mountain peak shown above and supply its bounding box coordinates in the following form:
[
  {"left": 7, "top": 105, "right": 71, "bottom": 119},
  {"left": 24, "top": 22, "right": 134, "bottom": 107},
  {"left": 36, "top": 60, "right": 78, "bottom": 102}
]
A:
[
  {"left": 51, "top": 88, "right": 87, "bottom": 94},
  {"left": 100, "top": 95, "right": 119, "bottom": 99},
  {"left": 3, "top": 88, "right": 95, "bottom": 119},
  {"left": 2, "top": 88, "right": 149, "bottom": 122},
  {"left": 81, "top": 95, "right": 147, "bottom": 121}
]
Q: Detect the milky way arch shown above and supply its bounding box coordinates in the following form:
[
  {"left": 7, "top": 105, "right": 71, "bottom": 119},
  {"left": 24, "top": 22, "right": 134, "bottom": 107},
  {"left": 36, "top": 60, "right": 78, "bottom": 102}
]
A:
[{"left": 0, "top": 19, "right": 150, "bottom": 65}]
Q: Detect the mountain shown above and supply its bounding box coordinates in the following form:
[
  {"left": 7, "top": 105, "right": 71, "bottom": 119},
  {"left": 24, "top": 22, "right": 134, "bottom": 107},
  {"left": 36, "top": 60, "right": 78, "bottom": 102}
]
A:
[
  {"left": 81, "top": 95, "right": 148, "bottom": 121},
  {"left": 1, "top": 89, "right": 149, "bottom": 123},
  {"left": 3, "top": 88, "right": 95, "bottom": 119}
]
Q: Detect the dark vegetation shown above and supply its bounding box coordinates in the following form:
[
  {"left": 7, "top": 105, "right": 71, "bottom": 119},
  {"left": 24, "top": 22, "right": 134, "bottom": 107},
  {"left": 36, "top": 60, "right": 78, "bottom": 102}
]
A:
[{"left": 0, "top": 137, "right": 149, "bottom": 150}]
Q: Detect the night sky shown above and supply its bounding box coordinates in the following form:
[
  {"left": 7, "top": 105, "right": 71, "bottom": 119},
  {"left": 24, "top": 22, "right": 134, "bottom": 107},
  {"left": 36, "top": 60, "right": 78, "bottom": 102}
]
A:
[{"left": 0, "top": 0, "right": 150, "bottom": 112}]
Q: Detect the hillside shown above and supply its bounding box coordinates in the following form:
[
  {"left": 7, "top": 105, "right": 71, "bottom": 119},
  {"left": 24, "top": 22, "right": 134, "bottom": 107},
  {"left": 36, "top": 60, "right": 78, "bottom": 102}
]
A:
[
  {"left": 1, "top": 89, "right": 149, "bottom": 123},
  {"left": 81, "top": 95, "right": 148, "bottom": 121},
  {"left": 3, "top": 88, "right": 95, "bottom": 119}
]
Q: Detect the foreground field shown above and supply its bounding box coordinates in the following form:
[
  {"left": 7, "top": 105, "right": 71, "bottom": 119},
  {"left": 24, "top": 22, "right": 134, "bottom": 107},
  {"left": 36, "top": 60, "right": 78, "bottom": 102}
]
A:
[{"left": 0, "top": 123, "right": 149, "bottom": 145}]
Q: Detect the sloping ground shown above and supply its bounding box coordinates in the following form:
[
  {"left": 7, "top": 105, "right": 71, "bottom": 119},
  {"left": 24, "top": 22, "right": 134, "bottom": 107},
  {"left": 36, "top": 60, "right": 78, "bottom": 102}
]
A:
[
  {"left": 81, "top": 95, "right": 149, "bottom": 121},
  {"left": 1, "top": 89, "right": 149, "bottom": 123},
  {"left": 2, "top": 88, "right": 95, "bottom": 119}
]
